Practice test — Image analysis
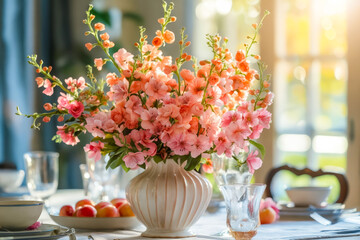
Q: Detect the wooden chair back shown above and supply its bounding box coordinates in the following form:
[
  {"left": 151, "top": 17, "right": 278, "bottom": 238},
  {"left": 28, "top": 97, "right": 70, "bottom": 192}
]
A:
[{"left": 265, "top": 165, "right": 349, "bottom": 204}]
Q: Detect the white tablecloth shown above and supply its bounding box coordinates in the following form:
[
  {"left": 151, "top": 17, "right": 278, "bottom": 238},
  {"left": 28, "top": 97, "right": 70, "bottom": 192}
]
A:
[{"left": 37, "top": 189, "right": 360, "bottom": 240}]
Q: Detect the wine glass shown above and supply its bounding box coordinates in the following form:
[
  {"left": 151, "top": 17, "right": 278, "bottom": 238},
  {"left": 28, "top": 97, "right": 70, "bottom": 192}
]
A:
[
  {"left": 24, "top": 151, "right": 59, "bottom": 201},
  {"left": 85, "top": 154, "right": 119, "bottom": 202}
]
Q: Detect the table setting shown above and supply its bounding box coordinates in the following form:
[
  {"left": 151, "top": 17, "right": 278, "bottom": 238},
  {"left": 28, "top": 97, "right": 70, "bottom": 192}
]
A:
[{"left": 1, "top": 1, "right": 359, "bottom": 240}]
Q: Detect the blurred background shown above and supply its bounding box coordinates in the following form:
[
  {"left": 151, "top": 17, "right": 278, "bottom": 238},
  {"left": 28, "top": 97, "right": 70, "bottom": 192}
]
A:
[{"left": 1, "top": 0, "right": 360, "bottom": 207}]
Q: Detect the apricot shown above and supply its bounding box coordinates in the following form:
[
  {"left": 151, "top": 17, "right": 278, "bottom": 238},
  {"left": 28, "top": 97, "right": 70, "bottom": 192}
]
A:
[
  {"left": 95, "top": 201, "right": 111, "bottom": 211},
  {"left": 118, "top": 202, "right": 135, "bottom": 217},
  {"left": 110, "top": 198, "right": 127, "bottom": 209},
  {"left": 76, "top": 205, "right": 97, "bottom": 217},
  {"left": 75, "top": 199, "right": 95, "bottom": 209},
  {"left": 59, "top": 205, "right": 74, "bottom": 217},
  {"left": 260, "top": 207, "right": 277, "bottom": 224},
  {"left": 97, "top": 205, "right": 120, "bottom": 217}
]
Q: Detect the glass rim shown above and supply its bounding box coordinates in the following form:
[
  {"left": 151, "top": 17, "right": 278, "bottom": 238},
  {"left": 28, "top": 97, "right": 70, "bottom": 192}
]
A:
[
  {"left": 218, "top": 183, "right": 266, "bottom": 188},
  {"left": 24, "top": 151, "right": 60, "bottom": 158}
]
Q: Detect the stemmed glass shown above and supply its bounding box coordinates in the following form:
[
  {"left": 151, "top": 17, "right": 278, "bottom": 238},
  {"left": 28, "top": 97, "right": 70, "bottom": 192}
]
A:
[
  {"left": 85, "top": 154, "right": 119, "bottom": 202},
  {"left": 24, "top": 151, "right": 59, "bottom": 202}
]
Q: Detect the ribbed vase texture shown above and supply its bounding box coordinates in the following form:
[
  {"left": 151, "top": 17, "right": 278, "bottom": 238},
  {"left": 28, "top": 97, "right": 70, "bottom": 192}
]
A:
[{"left": 126, "top": 159, "right": 212, "bottom": 238}]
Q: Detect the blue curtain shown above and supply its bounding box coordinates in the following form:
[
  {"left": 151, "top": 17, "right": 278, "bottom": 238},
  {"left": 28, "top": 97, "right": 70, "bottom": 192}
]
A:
[
  {"left": 0, "top": 0, "right": 34, "bottom": 170},
  {"left": 0, "top": 0, "right": 83, "bottom": 189}
]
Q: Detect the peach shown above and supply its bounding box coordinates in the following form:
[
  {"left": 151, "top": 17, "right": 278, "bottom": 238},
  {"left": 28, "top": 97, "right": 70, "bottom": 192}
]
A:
[
  {"left": 59, "top": 205, "right": 74, "bottom": 217},
  {"left": 260, "top": 207, "right": 277, "bottom": 224},
  {"left": 111, "top": 198, "right": 127, "bottom": 209},
  {"left": 118, "top": 202, "right": 135, "bottom": 217},
  {"left": 76, "top": 205, "right": 97, "bottom": 217},
  {"left": 75, "top": 199, "right": 95, "bottom": 209},
  {"left": 95, "top": 201, "right": 111, "bottom": 211},
  {"left": 97, "top": 205, "right": 120, "bottom": 217}
]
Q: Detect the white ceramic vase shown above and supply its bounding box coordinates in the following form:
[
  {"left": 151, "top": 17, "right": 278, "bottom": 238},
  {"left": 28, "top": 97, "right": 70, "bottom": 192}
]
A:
[{"left": 126, "top": 159, "right": 212, "bottom": 238}]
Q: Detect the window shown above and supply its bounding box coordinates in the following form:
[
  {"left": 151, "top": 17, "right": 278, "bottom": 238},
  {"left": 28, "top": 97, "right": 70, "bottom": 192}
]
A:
[{"left": 272, "top": 0, "right": 348, "bottom": 202}]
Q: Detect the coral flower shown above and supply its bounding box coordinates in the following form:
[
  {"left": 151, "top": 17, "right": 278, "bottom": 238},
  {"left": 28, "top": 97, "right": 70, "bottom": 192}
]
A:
[
  {"left": 57, "top": 125, "right": 80, "bottom": 146},
  {"left": 202, "top": 159, "right": 213, "bottom": 174},
  {"left": 43, "top": 103, "right": 52, "bottom": 111},
  {"left": 152, "top": 36, "right": 163, "bottom": 48},
  {"left": 94, "top": 58, "right": 104, "bottom": 71},
  {"left": 85, "top": 43, "right": 93, "bottom": 51},
  {"left": 94, "top": 23, "right": 105, "bottom": 31},
  {"left": 163, "top": 30, "right": 175, "bottom": 44}
]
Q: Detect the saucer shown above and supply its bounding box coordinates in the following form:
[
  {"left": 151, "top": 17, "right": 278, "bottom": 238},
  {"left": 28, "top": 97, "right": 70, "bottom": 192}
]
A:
[{"left": 0, "top": 223, "right": 74, "bottom": 239}]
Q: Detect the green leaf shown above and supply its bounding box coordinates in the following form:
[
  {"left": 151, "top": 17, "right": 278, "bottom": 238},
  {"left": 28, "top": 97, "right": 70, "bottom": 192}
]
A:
[
  {"left": 153, "top": 155, "right": 163, "bottom": 163},
  {"left": 249, "top": 140, "right": 265, "bottom": 158},
  {"left": 184, "top": 155, "right": 202, "bottom": 171}
]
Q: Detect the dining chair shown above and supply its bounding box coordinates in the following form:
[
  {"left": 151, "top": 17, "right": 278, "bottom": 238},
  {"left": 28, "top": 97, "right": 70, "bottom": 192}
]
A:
[{"left": 264, "top": 165, "right": 349, "bottom": 204}]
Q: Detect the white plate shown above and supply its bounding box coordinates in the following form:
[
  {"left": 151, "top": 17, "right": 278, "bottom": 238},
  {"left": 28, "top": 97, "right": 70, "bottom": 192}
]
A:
[
  {"left": 279, "top": 204, "right": 356, "bottom": 218},
  {"left": 50, "top": 215, "right": 141, "bottom": 230},
  {"left": 0, "top": 224, "right": 74, "bottom": 239}
]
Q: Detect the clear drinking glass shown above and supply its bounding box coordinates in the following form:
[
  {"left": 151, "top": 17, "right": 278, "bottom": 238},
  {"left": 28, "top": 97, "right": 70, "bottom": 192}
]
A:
[
  {"left": 219, "top": 183, "right": 266, "bottom": 240},
  {"left": 24, "top": 151, "right": 59, "bottom": 200},
  {"left": 85, "top": 154, "right": 119, "bottom": 202}
]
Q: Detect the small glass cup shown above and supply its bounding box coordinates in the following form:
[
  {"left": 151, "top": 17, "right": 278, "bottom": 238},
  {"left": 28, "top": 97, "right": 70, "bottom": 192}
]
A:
[
  {"left": 24, "top": 151, "right": 59, "bottom": 200},
  {"left": 219, "top": 183, "right": 266, "bottom": 240}
]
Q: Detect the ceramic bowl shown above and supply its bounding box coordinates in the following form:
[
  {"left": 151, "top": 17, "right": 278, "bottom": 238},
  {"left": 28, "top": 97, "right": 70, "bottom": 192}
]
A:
[
  {"left": 285, "top": 186, "right": 331, "bottom": 207},
  {"left": 0, "top": 169, "right": 25, "bottom": 192},
  {"left": 0, "top": 200, "right": 44, "bottom": 230}
]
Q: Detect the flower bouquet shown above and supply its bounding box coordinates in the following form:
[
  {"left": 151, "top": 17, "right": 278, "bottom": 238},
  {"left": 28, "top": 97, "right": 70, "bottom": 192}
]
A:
[
  {"left": 18, "top": 1, "right": 272, "bottom": 236},
  {"left": 17, "top": 1, "right": 272, "bottom": 175}
]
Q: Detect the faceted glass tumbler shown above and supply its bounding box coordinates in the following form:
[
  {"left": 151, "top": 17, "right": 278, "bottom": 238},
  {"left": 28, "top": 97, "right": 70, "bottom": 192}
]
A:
[{"left": 219, "top": 184, "right": 266, "bottom": 240}]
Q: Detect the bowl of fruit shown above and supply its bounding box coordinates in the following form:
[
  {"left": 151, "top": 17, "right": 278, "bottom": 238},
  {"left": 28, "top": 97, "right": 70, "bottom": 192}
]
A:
[{"left": 49, "top": 198, "right": 141, "bottom": 230}]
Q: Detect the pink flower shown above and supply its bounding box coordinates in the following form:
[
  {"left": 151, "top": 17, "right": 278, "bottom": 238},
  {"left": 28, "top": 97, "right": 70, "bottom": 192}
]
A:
[
  {"left": 56, "top": 126, "right": 80, "bottom": 146},
  {"left": 166, "top": 133, "right": 196, "bottom": 156},
  {"left": 246, "top": 150, "right": 262, "bottom": 174},
  {"left": 141, "top": 108, "right": 159, "bottom": 133},
  {"left": 199, "top": 109, "right": 221, "bottom": 139},
  {"left": 42, "top": 79, "right": 54, "bottom": 96},
  {"left": 94, "top": 58, "right": 104, "bottom": 71},
  {"left": 111, "top": 79, "right": 129, "bottom": 103},
  {"left": 68, "top": 101, "right": 84, "bottom": 118},
  {"left": 57, "top": 93, "right": 72, "bottom": 110},
  {"left": 85, "top": 112, "right": 110, "bottom": 138},
  {"left": 214, "top": 132, "right": 232, "bottom": 157},
  {"left": 84, "top": 141, "right": 104, "bottom": 162},
  {"left": 123, "top": 152, "right": 145, "bottom": 170},
  {"left": 145, "top": 77, "right": 168, "bottom": 99},
  {"left": 221, "top": 111, "right": 242, "bottom": 127},
  {"left": 257, "top": 108, "right": 272, "bottom": 129},
  {"left": 125, "top": 95, "right": 143, "bottom": 118},
  {"left": 237, "top": 102, "right": 249, "bottom": 113},
  {"left": 189, "top": 135, "right": 211, "bottom": 158},
  {"left": 243, "top": 111, "right": 259, "bottom": 127},
  {"left": 158, "top": 104, "right": 180, "bottom": 127},
  {"left": 65, "top": 77, "right": 86, "bottom": 92},
  {"left": 226, "top": 121, "right": 252, "bottom": 143},
  {"left": 249, "top": 124, "right": 264, "bottom": 140},
  {"left": 113, "top": 48, "right": 134, "bottom": 70},
  {"left": 260, "top": 197, "right": 280, "bottom": 220}
]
